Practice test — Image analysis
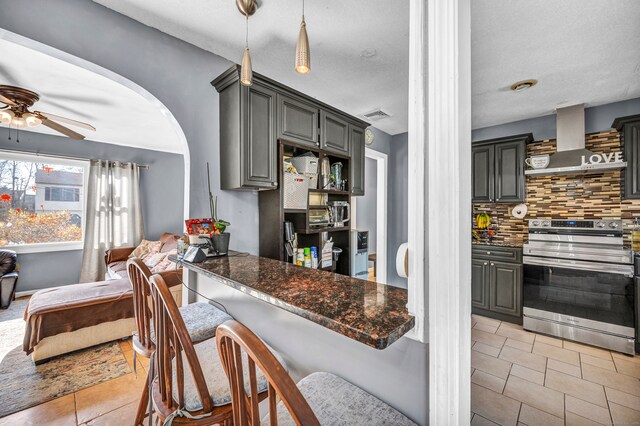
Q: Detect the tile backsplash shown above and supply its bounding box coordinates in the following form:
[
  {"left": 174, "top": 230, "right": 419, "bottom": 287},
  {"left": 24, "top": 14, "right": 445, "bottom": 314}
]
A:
[{"left": 473, "top": 129, "right": 640, "bottom": 246}]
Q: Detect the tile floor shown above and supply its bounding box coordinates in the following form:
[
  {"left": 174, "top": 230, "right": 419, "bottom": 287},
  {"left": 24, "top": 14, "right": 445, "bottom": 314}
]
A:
[
  {"left": 0, "top": 338, "right": 149, "bottom": 426},
  {"left": 2, "top": 316, "right": 639, "bottom": 425},
  {"left": 471, "top": 314, "right": 640, "bottom": 426}
]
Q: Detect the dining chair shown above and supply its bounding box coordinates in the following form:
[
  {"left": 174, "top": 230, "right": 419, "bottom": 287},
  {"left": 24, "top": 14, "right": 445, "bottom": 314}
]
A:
[
  {"left": 216, "top": 320, "right": 418, "bottom": 426},
  {"left": 147, "top": 273, "right": 284, "bottom": 425},
  {"left": 127, "top": 258, "right": 232, "bottom": 425}
]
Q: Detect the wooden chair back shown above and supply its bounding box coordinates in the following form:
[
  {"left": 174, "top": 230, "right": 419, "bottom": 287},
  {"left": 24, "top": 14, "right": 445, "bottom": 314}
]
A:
[
  {"left": 127, "top": 258, "right": 156, "bottom": 356},
  {"left": 216, "top": 320, "right": 320, "bottom": 426},
  {"left": 148, "top": 273, "right": 215, "bottom": 415}
]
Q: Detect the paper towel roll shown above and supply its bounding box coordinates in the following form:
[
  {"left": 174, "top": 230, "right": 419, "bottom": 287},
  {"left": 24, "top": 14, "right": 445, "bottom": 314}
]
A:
[{"left": 396, "top": 243, "right": 409, "bottom": 278}]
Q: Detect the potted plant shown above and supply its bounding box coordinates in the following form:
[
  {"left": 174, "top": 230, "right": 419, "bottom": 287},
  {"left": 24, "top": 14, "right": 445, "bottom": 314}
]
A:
[{"left": 207, "top": 162, "right": 231, "bottom": 254}]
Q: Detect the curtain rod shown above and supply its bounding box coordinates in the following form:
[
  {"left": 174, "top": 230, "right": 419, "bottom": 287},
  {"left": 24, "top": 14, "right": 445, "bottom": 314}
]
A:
[{"left": 0, "top": 148, "right": 149, "bottom": 169}]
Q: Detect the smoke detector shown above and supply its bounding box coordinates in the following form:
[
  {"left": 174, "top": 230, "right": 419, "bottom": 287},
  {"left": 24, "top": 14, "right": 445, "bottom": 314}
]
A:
[{"left": 361, "top": 108, "right": 392, "bottom": 121}]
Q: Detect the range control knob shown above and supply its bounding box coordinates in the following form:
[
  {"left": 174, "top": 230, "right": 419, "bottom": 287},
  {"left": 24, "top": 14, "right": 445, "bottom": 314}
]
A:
[
  {"left": 542, "top": 221, "right": 551, "bottom": 227},
  {"left": 596, "top": 221, "right": 606, "bottom": 228},
  {"left": 532, "top": 220, "right": 540, "bottom": 227},
  {"left": 609, "top": 222, "right": 619, "bottom": 229}
]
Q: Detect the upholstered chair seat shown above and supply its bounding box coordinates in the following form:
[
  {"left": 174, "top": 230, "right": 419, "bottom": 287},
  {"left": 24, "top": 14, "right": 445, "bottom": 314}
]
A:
[
  {"left": 264, "top": 372, "right": 416, "bottom": 426},
  {"left": 172, "top": 338, "right": 286, "bottom": 412}
]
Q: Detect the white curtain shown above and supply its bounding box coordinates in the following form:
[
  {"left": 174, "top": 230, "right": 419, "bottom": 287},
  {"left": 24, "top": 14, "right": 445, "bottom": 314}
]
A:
[{"left": 80, "top": 160, "right": 144, "bottom": 282}]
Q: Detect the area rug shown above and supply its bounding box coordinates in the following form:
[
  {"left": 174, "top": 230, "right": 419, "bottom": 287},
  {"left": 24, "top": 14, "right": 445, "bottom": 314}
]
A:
[{"left": 0, "top": 298, "right": 132, "bottom": 418}]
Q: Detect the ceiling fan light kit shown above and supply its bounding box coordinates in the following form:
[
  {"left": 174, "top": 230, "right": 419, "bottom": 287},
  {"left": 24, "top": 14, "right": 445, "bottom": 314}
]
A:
[
  {"left": 295, "top": 0, "right": 311, "bottom": 74},
  {"left": 0, "top": 85, "right": 94, "bottom": 140}
]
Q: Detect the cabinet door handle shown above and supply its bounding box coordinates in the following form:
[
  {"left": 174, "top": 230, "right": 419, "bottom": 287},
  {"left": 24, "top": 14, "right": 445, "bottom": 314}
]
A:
[
  {"left": 486, "top": 251, "right": 491, "bottom": 255},
  {"left": 490, "top": 262, "right": 494, "bottom": 266},
  {"left": 483, "top": 262, "right": 488, "bottom": 266}
]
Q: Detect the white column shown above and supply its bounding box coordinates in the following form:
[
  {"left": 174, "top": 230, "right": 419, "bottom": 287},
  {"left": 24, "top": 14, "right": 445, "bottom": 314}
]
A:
[{"left": 407, "top": 0, "right": 471, "bottom": 423}]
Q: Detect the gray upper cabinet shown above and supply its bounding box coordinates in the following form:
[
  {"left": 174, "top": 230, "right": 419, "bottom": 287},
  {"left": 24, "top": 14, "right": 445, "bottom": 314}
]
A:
[
  {"left": 495, "top": 141, "right": 525, "bottom": 202},
  {"left": 350, "top": 125, "right": 366, "bottom": 196},
  {"left": 277, "top": 94, "right": 319, "bottom": 148},
  {"left": 320, "top": 111, "right": 350, "bottom": 154},
  {"left": 472, "top": 145, "right": 494, "bottom": 202},
  {"left": 613, "top": 115, "right": 640, "bottom": 199},
  {"left": 472, "top": 134, "right": 531, "bottom": 203},
  {"left": 212, "top": 66, "right": 368, "bottom": 191},
  {"left": 243, "top": 84, "right": 278, "bottom": 188}
]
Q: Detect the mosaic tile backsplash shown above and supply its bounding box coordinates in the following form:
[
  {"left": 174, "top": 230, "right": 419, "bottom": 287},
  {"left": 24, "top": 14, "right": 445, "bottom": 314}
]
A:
[{"left": 473, "top": 129, "right": 640, "bottom": 247}]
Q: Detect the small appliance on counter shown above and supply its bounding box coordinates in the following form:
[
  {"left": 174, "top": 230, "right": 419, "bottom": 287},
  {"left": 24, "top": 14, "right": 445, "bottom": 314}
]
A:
[
  {"left": 328, "top": 200, "right": 350, "bottom": 227},
  {"left": 350, "top": 230, "right": 369, "bottom": 280}
]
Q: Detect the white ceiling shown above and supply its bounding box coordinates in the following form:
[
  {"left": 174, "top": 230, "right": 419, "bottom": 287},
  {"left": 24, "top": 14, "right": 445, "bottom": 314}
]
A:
[
  {"left": 0, "top": 37, "right": 184, "bottom": 153},
  {"left": 471, "top": 0, "right": 640, "bottom": 129},
  {"left": 93, "top": 0, "right": 640, "bottom": 134},
  {"left": 93, "top": 0, "right": 411, "bottom": 135}
]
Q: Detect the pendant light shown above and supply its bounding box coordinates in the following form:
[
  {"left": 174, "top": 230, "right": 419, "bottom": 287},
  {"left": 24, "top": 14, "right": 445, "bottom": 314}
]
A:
[
  {"left": 295, "top": 0, "right": 311, "bottom": 74},
  {"left": 238, "top": 0, "right": 256, "bottom": 86}
]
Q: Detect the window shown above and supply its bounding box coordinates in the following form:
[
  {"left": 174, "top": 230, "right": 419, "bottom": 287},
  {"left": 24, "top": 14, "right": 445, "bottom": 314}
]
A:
[
  {"left": 0, "top": 151, "right": 89, "bottom": 252},
  {"left": 45, "top": 187, "right": 80, "bottom": 202}
]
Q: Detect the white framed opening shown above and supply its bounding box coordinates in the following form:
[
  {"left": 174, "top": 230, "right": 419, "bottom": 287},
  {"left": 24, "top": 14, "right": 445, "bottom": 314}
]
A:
[
  {"left": 366, "top": 147, "right": 388, "bottom": 284},
  {"left": 350, "top": 148, "right": 388, "bottom": 284}
]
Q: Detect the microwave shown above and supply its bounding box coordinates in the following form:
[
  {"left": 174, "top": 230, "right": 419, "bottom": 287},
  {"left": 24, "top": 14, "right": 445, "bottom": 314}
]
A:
[{"left": 309, "top": 207, "right": 330, "bottom": 227}]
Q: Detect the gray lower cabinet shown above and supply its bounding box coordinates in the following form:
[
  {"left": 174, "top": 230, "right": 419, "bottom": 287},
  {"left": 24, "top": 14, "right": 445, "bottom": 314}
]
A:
[
  {"left": 472, "top": 245, "right": 522, "bottom": 323},
  {"left": 350, "top": 125, "right": 365, "bottom": 196},
  {"left": 471, "top": 258, "right": 490, "bottom": 310},
  {"left": 613, "top": 114, "right": 640, "bottom": 199},
  {"left": 277, "top": 94, "right": 319, "bottom": 148},
  {"left": 472, "top": 134, "right": 531, "bottom": 203},
  {"left": 321, "top": 110, "right": 350, "bottom": 154},
  {"left": 489, "top": 261, "right": 522, "bottom": 317}
]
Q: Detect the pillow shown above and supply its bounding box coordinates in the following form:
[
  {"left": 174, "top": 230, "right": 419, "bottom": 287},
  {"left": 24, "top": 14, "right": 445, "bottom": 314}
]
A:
[
  {"left": 129, "top": 240, "right": 162, "bottom": 260},
  {"left": 151, "top": 249, "right": 178, "bottom": 274},
  {"left": 144, "top": 252, "right": 169, "bottom": 268}
]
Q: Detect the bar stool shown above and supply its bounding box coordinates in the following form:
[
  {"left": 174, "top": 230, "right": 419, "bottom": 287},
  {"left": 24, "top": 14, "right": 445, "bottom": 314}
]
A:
[
  {"left": 216, "top": 320, "right": 418, "bottom": 425},
  {"left": 127, "top": 258, "right": 232, "bottom": 426},
  {"left": 147, "top": 273, "right": 286, "bottom": 425}
]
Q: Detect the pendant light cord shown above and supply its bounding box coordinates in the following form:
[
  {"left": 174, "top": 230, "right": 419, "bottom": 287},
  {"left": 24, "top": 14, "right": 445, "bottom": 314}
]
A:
[
  {"left": 302, "top": 0, "right": 305, "bottom": 18},
  {"left": 245, "top": 14, "right": 249, "bottom": 48}
]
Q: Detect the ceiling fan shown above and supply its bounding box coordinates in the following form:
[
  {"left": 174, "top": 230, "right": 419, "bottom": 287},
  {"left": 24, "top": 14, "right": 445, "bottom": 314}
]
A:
[{"left": 0, "top": 85, "right": 95, "bottom": 140}]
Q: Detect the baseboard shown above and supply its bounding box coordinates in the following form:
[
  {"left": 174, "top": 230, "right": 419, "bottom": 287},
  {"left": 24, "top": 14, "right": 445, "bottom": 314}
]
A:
[{"left": 15, "top": 289, "right": 40, "bottom": 298}]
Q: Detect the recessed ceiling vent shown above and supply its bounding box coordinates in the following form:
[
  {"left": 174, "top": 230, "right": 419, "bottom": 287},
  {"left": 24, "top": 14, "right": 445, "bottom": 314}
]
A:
[{"left": 362, "top": 108, "right": 392, "bottom": 121}]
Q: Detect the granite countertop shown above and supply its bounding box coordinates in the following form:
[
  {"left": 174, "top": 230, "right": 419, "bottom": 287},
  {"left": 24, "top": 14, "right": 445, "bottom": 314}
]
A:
[
  {"left": 170, "top": 254, "right": 415, "bottom": 350},
  {"left": 472, "top": 241, "right": 523, "bottom": 249}
]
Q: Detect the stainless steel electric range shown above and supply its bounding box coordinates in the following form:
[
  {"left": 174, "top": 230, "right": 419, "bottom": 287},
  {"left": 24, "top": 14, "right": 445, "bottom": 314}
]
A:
[{"left": 523, "top": 219, "right": 637, "bottom": 354}]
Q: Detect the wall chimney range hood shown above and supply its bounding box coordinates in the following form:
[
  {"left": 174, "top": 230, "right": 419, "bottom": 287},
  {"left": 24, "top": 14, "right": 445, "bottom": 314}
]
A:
[{"left": 525, "top": 104, "right": 626, "bottom": 176}]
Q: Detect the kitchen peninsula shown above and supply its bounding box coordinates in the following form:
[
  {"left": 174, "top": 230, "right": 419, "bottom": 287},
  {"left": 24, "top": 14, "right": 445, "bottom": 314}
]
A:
[{"left": 172, "top": 253, "right": 426, "bottom": 424}]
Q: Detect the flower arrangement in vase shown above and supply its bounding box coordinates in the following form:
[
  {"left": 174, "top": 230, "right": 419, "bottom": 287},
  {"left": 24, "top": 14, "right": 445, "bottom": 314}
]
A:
[{"left": 207, "top": 162, "right": 231, "bottom": 253}]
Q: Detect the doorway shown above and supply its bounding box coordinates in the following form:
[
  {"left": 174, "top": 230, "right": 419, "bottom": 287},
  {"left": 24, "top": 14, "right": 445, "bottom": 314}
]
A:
[{"left": 353, "top": 148, "right": 388, "bottom": 284}]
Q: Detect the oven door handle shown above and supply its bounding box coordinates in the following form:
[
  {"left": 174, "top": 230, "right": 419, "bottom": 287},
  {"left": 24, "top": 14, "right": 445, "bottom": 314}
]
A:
[{"left": 523, "top": 255, "right": 634, "bottom": 276}]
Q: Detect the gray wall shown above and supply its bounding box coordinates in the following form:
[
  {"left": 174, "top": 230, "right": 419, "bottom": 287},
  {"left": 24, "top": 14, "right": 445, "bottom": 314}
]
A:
[
  {"left": 356, "top": 157, "right": 378, "bottom": 257},
  {"left": 0, "top": 0, "right": 259, "bottom": 257},
  {"left": 366, "top": 128, "right": 409, "bottom": 288},
  {"left": 472, "top": 97, "right": 640, "bottom": 142},
  {"left": 1, "top": 131, "right": 184, "bottom": 291}
]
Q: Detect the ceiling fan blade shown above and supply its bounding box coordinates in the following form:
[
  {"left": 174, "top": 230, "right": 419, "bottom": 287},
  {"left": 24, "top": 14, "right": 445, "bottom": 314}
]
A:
[
  {"left": 41, "top": 117, "right": 85, "bottom": 140},
  {"left": 0, "top": 94, "right": 17, "bottom": 107},
  {"left": 36, "top": 111, "right": 95, "bottom": 131}
]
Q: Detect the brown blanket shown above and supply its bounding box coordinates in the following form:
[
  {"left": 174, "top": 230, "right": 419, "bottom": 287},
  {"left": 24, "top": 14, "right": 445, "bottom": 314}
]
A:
[{"left": 23, "top": 279, "right": 134, "bottom": 354}]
